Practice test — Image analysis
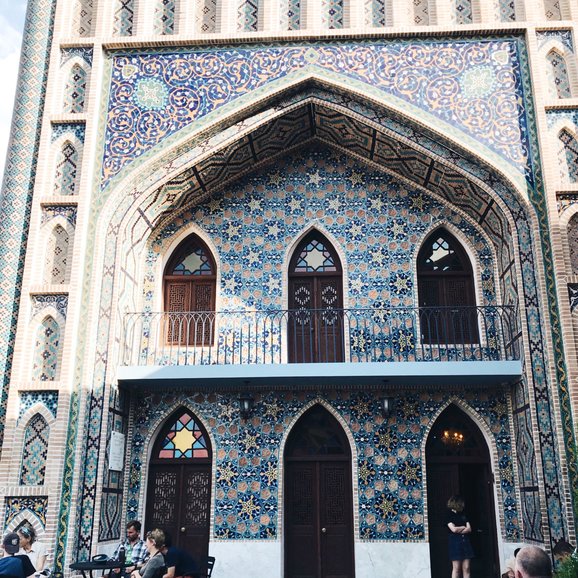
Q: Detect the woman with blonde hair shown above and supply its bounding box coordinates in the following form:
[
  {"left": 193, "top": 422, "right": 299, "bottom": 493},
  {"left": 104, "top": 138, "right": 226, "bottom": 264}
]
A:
[
  {"left": 446, "top": 495, "right": 474, "bottom": 578},
  {"left": 131, "top": 530, "right": 165, "bottom": 578}
]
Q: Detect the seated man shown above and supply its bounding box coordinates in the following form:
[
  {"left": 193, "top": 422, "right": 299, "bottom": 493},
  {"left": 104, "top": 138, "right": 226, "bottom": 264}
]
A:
[
  {"left": 111, "top": 521, "right": 148, "bottom": 577},
  {"left": 160, "top": 533, "right": 197, "bottom": 578},
  {"left": 0, "top": 532, "right": 36, "bottom": 578}
]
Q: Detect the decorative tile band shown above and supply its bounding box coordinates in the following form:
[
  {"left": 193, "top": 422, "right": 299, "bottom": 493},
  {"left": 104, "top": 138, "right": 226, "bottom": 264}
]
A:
[
  {"left": 18, "top": 391, "right": 59, "bottom": 421},
  {"left": 4, "top": 496, "right": 49, "bottom": 528}
]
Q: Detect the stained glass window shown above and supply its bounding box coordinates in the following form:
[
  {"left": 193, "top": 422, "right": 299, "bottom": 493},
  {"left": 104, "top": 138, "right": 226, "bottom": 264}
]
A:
[
  {"left": 158, "top": 412, "right": 209, "bottom": 459},
  {"left": 293, "top": 239, "right": 337, "bottom": 273},
  {"left": 170, "top": 246, "right": 214, "bottom": 275}
]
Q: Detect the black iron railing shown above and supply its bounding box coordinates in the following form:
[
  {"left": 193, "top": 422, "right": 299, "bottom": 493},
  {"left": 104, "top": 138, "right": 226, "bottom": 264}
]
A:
[{"left": 121, "top": 306, "right": 519, "bottom": 366}]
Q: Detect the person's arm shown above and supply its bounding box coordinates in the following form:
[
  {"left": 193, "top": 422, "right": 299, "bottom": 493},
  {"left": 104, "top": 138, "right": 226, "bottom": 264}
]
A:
[
  {"left": 162, "top": 565, "right": 176, "bottom": 578},
  {"left": 463, "top": 522, "right": 472, "bottom": 534},
  {"left": 36, "top": 543, "right": 48, "bottom": 572}
]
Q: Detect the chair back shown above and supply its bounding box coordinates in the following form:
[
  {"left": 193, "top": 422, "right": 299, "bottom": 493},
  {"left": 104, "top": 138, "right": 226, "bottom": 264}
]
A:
[
  {"left": 205, "top": 557, "right": 215, "bottom": 577},
  {"left": 195, "top": 556, "right": 215, "bottom": 578}
]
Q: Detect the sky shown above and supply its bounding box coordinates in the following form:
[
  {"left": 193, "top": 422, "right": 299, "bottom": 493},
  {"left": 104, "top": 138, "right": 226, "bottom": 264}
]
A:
[{"left": 0, "top": 0, "right": 28, "bottom": 180}]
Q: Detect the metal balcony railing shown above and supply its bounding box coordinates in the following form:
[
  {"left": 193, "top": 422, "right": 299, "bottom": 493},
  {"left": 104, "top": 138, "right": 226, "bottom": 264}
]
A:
[{"left": 121, "top": 306, "right": 519, "bottom": 367}]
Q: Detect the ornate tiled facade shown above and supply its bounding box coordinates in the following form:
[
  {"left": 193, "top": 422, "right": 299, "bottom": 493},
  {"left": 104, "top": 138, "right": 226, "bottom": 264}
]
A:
[{"left": 2, "top": 1, "right": 578, "bottom": 577}]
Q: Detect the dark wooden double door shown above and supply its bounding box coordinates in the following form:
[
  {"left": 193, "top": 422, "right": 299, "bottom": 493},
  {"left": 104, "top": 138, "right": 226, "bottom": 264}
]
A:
[
  {"left": 426, "top": 406, "right": 499, "bottom": 578},
  {"left": 285, "top": 407, "right": 355, "bottom": 578},
  {"left": 146, "top": 464, "right": 211, "bottom": 564}
]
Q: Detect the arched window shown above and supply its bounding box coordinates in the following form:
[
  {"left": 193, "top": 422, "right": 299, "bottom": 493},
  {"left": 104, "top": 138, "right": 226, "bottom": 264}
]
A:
[
  {"left": 417, "top": 230, "right": 478, "bottom": 344},
  {"left": 63, "top": 64, "right": 87, "bottom": 114},
  {"left": 544, "top": 0, "right": 562, "bottom": 20},
  {"left": 559, "top": 130, "right": 578, "bottom": 184},
  {"left": 44, "top": 224, "right": 71, "bottom": 284},
  {"left": 455, "top": 0, "right": 473, "bottom": 23},
  {"left": 199, "top": 0, "right": 218, "bottom": 32},
  {"left": 155, "top": 0, "right": 176, "bottom": 34},
  {"left": 32, "top": 316, "right": 61, "bottom": 381},
  {"left": 146, "top": 409, "right": 211, "bottom": 564},
  {"left": 163, "top": 235, "right": 216, "bottom": 345},
  {"left": 288, "top": 231, "right": 343, "bottom": 362},
  {"left": 114, "top": 0, "right": 135, "bottom": 35},
  {"left": 546, "top": 50, "right": 572, "bottom": 99},
  {"left": 568, "top": 214, "right": 578, "bottom": 275},
  {"left": 413, "top": 0, "right": 430, "bottom": 25},
  {"left": 54, "top": 141, "right": 79, "bottom": 196},
  {"left": 73, "top": 0, "right": 93, "bottom": 35},
  {"left": 20, "top": 414, "right": 49, "bottom": 485}
]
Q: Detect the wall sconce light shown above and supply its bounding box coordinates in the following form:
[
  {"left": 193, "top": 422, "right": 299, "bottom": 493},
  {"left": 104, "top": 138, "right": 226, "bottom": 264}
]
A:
[
  {"left": 381, "top": 397, "right": 394, "bottom": 419},
  {"left": 239, "top": 393, "right": 254, "bottom": 421}
]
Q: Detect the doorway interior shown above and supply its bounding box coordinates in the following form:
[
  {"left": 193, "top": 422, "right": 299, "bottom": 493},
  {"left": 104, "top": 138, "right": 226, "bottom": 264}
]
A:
[{"left": 426, "top": 405, "right": 499, "bottom": 578}]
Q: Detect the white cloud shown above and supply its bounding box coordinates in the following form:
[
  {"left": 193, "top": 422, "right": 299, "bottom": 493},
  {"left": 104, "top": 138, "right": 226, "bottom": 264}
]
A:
[{"left": 0, "top": 11, "right": 24, "bottom": 180}]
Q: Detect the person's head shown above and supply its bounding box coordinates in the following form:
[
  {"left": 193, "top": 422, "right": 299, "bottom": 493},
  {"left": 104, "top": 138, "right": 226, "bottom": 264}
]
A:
[
  {"left": 17, "top": 524, "right": 36, "bottom": 547},
  {"left": 126, "top": 520, "right": 141, "bottom": 542},
  {"left": 447, "top": 495, "right": 465, "bottom": 512},
  {"left": 552, "top": 540, "right": 574, "bottom": 562},
  {"left": 145, "top": 529, "right": 165, "bottom": 552},
  {"left": 3, "top": 532, "right": 20, "bottom": 556},
  {"left": 515, "top": 546, "right": 552, "bottom": 578}
]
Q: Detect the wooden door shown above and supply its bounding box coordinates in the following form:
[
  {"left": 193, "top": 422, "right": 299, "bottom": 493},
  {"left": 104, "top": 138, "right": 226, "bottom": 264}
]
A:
[
  {"left": 284, "top": 407, "right": 354, "bottom": 578},
  {"left": 146, "top": 464, "right": 211, "bottom": 563},
  {"left": 146, "top": 409, "right": 212, "bottom": 565},
  {"left": 288, "top": 276, "right": 344, "bottom": 363}
]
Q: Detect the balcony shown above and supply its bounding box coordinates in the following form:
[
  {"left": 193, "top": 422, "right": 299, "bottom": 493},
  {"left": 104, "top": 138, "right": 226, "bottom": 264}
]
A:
[{"left": 118, "top": 306, "right": 522, "bottom": 390}]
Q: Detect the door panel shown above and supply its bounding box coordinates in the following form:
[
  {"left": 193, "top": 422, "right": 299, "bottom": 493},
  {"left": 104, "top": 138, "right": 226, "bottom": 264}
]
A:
[
  {"left": 285, "top": 461, "right": 354, "bottom": 578},
  {"left": 146, "top": 464, "right": 211, "bottom": 564},
  {"left": 289, "top": 279, "right": 315, "bottom": 363}
]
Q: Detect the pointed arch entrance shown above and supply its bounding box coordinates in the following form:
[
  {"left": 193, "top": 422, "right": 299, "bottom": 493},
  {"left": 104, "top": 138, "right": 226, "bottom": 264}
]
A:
[
  {"left": 145, "top": 408, "right": 212, "bottom": 564},
  {"left": 426, "top": 405, "right": 499, "bottom": 578},
  {"left": 288, "top": 231, "right": 344, "bottom": 363},
  {"left": 284, "top": 405, "right": 355, "bottom": 578}
]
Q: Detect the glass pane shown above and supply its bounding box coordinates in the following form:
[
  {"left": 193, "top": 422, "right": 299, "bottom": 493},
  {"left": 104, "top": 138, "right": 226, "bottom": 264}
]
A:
[
  {"left": 293, "top": 239, "right": 337, "bottom": 273},
  {"left": 158, "top": 412, "right": 209, "bottom": 459},
  {"left": 420, "top": 234, "right": 465, "bottom": 272},
  {"left": 286, "top": 407, "right": 348, "bottom": 456},
  {"left": 171, "top": 246, "right": 213, "bottom": 275}
]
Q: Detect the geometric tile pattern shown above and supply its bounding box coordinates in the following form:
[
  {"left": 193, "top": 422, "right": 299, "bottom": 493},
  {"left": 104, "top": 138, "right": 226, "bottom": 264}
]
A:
[
  {"left": 0, "top": 0, "right": 58, "bottom": 453},
  {"left": 51, "top": 123, "right": 85, "bottom": 143},
  {"left": 559, "top": 130, "right": 578, "bottom": 183},
  {"left": 496, "top": 0, "right": 516, "bottom": 22},
  {"left": 18, "top": 391, "right": 59, "bottom": 421},
  {"left": 546, "top": 50, "right": 572, "bottom": 99},
  {"left": 40, "top": 205, "right": 77, "bottom": 228},
  {"left": 323, "top": 0, "right": 344, "bottom": 28},
  {"left": 536, "top": 30, "right": 574, "bottom": 53},
  {"left": 455, "top": 0, "right": 473, "bottom": 24},
  {"left": 154, "top": 0, "right": 176, "bottom": 35},
  {"left": 102, "top": 40, "right": 531, "bottom": 189},
  {"left": 413, "top": 0, "right": 430, "bottom": 24},
  {"left": 44, "top": 224, "right": 71, "bottom": 285},
  {"left": 199, "top": 0, "right": 218, "bottom": 33},
  {"left": 367, "top": 0, "right": 388, "bottom": 26},
  {"left": 544, "top": 0, "right": 562, "bottom": 20},
  {"left": 126, "top": 389, "right": 520, "bottom": 541},
  {"left": 113, "top": 0, "right": 134, "bottom": 36},
  {"left": 237, "top": 0, "right": 260, "bottom": 31},
  {"left": 60, "top": 47, "right": 93, "bottom": 67},
  {"left": 285, "top": 0, "right": 301, "bottom": 30},
  {"left": 32, "top": 316, "right": 61, "bottom": 381},
  {"left": 568, "top": 214, "right": 578, "bottom": 275},
  {"left": 19, "top": 413, "right": 49, "bottom": 486},
  {"left": 54, "top": 141, "right": 80, "bottom": 195},
  {"left": 63, "top": 64, "right": 87, "bottom": 114},
  {"left": 31, "top": 294, "right": 68, "bottom": 320},
  {"left": 4, "top": 496, "right": 49, "bottom": 529},
  {"left": 73, "top": 0, "right": 93, "bottom": 36}
]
